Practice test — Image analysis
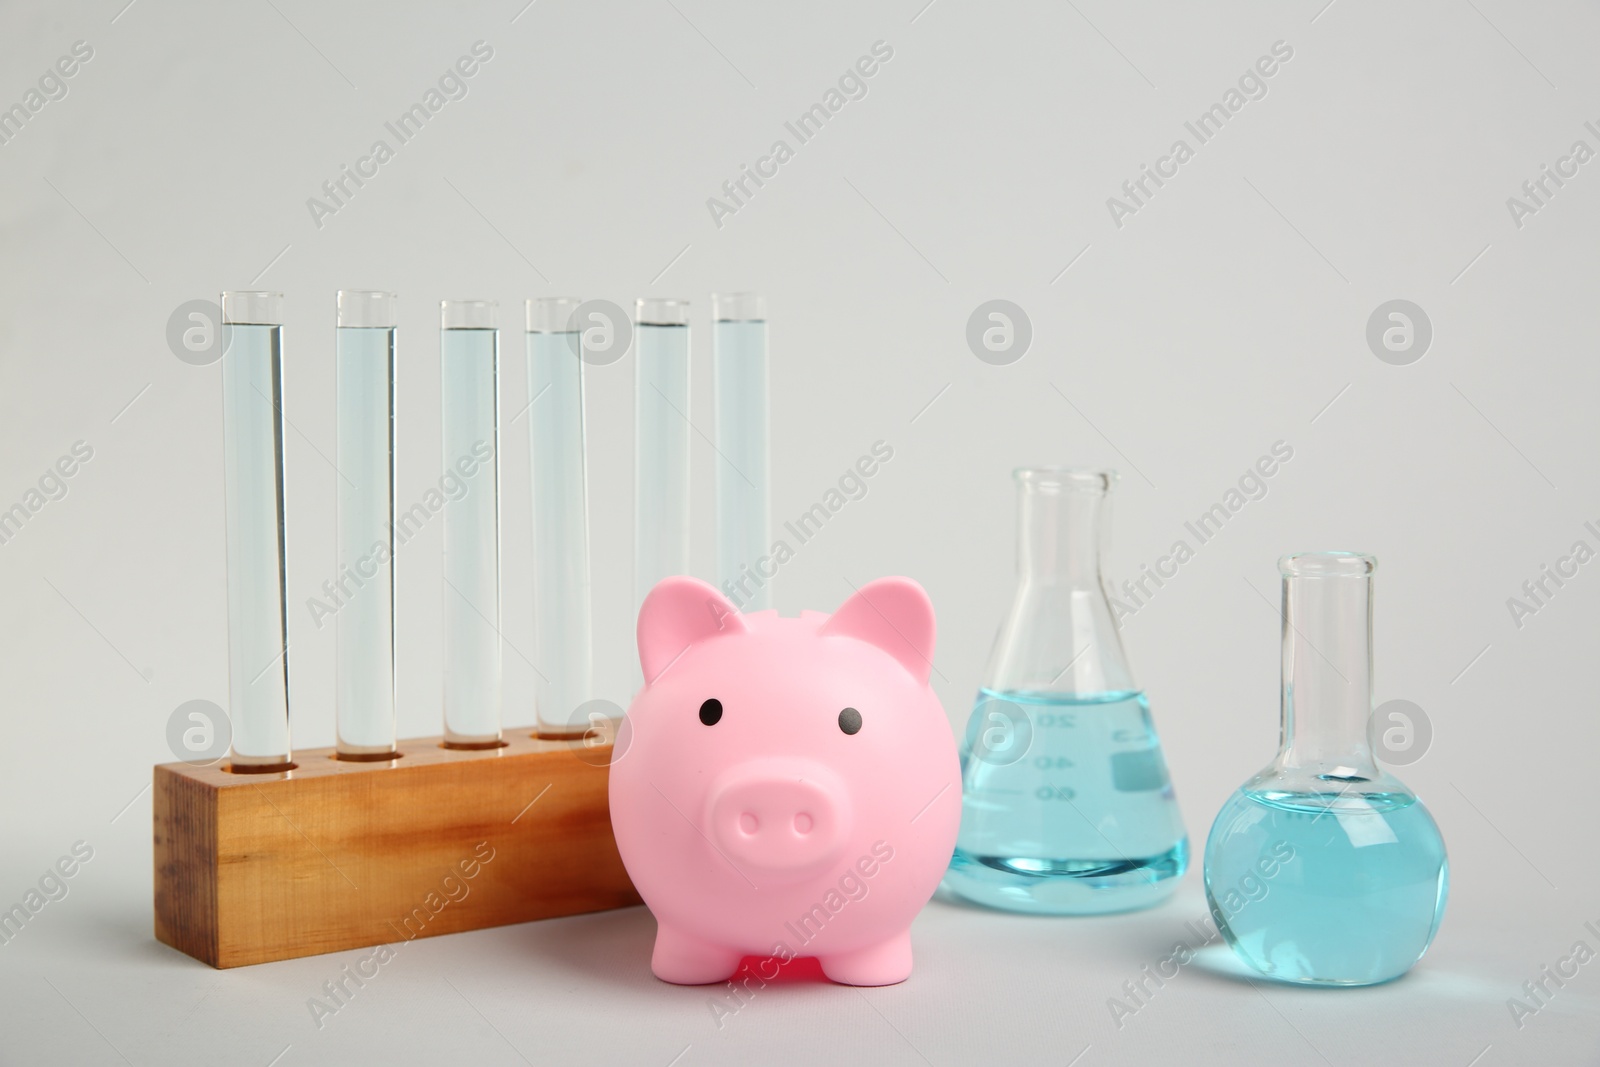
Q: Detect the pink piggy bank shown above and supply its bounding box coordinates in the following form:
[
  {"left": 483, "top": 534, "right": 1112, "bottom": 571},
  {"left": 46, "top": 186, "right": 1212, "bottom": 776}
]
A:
[{"left": 609, "top": 575, "right": 961, "bottom": 987}]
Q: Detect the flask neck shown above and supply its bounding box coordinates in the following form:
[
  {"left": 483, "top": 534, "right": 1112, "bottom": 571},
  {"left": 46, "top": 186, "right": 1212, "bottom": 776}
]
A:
[
  {"left": 985, "top": 469, "right": 1134, "bottom": 695},
  {"left": 1276, "top": 557, "right": 1379, "bottom": 781},
  {"left": 1017, "top": 474, "right": 1107, "bottom": 586}
]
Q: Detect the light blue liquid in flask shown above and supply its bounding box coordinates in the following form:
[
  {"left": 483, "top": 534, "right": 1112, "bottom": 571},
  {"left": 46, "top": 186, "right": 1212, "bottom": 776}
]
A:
[
  {"left": 1204, "top": 553, "right": 1447, "bottom": 985},
  {"left": 944, "top": 469, "right": 1186, "bottom": 914}
]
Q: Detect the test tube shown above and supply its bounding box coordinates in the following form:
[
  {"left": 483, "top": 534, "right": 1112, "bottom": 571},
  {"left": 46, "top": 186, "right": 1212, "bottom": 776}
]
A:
[
  {"left": 527, "top": 298, "right": 593, "bottom": 737},
  {"left": 440, "top": 301, "right": 502, "bottom": 747},
  {"left": 711, "top": 293, "right": 770, "bottom": 611},
  {"left": 634, "top": 298, "right": 691, "bottom": 685},
  {"left": 335, "top": 290, "right": 397, "bottom": 760},
  {"left": 220, "top": 291, "right": 293, "bottom": 771}
]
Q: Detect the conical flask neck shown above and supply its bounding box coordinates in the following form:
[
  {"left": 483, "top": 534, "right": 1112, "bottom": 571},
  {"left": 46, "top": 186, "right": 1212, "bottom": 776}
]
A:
[
  {"left": 986, "top": 470, "right": 1135, "bottom": 695},
  {"left": 1017, "top": 471, "right": 1107, "bottom": 586},
  {"left": 1276, "top": 554, "right": 1380, "bottom": 780}
]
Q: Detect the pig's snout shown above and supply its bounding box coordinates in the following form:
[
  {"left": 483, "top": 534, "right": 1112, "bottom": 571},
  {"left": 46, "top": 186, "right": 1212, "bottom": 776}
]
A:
[{"left": 708, "top": 760, "right": 850, "bottom": 878}]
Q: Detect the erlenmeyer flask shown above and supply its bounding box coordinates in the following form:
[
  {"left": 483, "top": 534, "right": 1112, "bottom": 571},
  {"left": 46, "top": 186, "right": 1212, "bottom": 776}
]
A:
[
  {"left": 1204, "top": 552, "right": 1447, "bottom": 985},
  {"left": 944, "top": 468, "right": 1187, "bottom": 914}
]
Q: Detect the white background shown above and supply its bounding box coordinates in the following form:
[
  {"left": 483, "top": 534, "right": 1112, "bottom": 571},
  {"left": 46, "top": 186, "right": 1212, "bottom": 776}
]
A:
[{"left": 1, "top": 0, "right": 1596, "bottom": 1063}]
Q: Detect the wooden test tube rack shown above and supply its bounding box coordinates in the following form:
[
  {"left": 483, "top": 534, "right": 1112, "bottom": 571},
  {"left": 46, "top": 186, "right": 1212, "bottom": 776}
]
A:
[{"left": 153, "top": 731, "right": 640, "bottom": 968}]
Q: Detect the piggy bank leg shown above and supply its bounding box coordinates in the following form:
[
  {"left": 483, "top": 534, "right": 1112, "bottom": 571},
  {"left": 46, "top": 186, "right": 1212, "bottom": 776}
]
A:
[
  {"left": 651, "top": 925, "right": 742, "bottom": 985},
  {"left": 819, "top": 931, "right": 913, "bottom": 986}
]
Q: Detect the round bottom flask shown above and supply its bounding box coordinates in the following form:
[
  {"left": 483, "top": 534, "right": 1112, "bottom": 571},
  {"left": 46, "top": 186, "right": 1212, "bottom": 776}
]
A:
[{"left": 1204, "top": 553, "right": 1447, "bottom": 985}]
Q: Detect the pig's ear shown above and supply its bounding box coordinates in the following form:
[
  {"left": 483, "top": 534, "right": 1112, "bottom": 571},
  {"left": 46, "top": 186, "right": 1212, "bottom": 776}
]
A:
[
  {"left": 638, "top": 577, "right": 748, "bottom": 685},
  {"left": 819, "top": 577, "right": 936, "bottom": 684}
]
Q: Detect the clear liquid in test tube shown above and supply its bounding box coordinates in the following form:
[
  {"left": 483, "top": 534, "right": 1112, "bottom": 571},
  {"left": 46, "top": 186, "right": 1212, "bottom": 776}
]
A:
[
  {"left": 440, "top": 300, "right": 503, "bottom": 747},
  {"left": 527, "top": 298, "right": 593, "bottom": 737},
  {"left": 711, "top": 293, "right": 770, "bottom": 611},
  {"left": 633, "top": 299, "right": 691, "bottom": 689},
  {"left": 335, "top": 290, "right": 397, "bottom": 760},
  {"left": 220, "top": 291, "right": 293, "bottom": 771}
]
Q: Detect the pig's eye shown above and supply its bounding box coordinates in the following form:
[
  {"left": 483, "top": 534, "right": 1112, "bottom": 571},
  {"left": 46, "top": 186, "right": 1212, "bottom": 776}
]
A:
[
  {"left": 838, "top": 707, "right": 862, "bottom": 735},
  {"left": 699, "top": 698, "right": 723, "bottom": 726}
]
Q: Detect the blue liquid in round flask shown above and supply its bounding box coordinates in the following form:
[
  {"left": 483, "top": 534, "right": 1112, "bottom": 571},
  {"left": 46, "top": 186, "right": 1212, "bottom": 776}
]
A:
[
  {"left": 1205, "top": 553, "right": 1448, "bottom": 985},
  {"left": 943, "top": 469, "right": 1187, "bottom": 914}
]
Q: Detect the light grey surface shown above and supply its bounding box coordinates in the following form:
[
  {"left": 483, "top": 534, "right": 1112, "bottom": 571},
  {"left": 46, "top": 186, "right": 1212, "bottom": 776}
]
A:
[{"left": 1, "top": 0, "right": 1597, "bottom": 1063}]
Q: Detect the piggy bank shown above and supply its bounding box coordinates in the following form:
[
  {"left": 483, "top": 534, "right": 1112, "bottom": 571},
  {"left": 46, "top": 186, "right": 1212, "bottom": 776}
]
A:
[{"left": 609, "top": 576, "right": 961, "bottom": 986}]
